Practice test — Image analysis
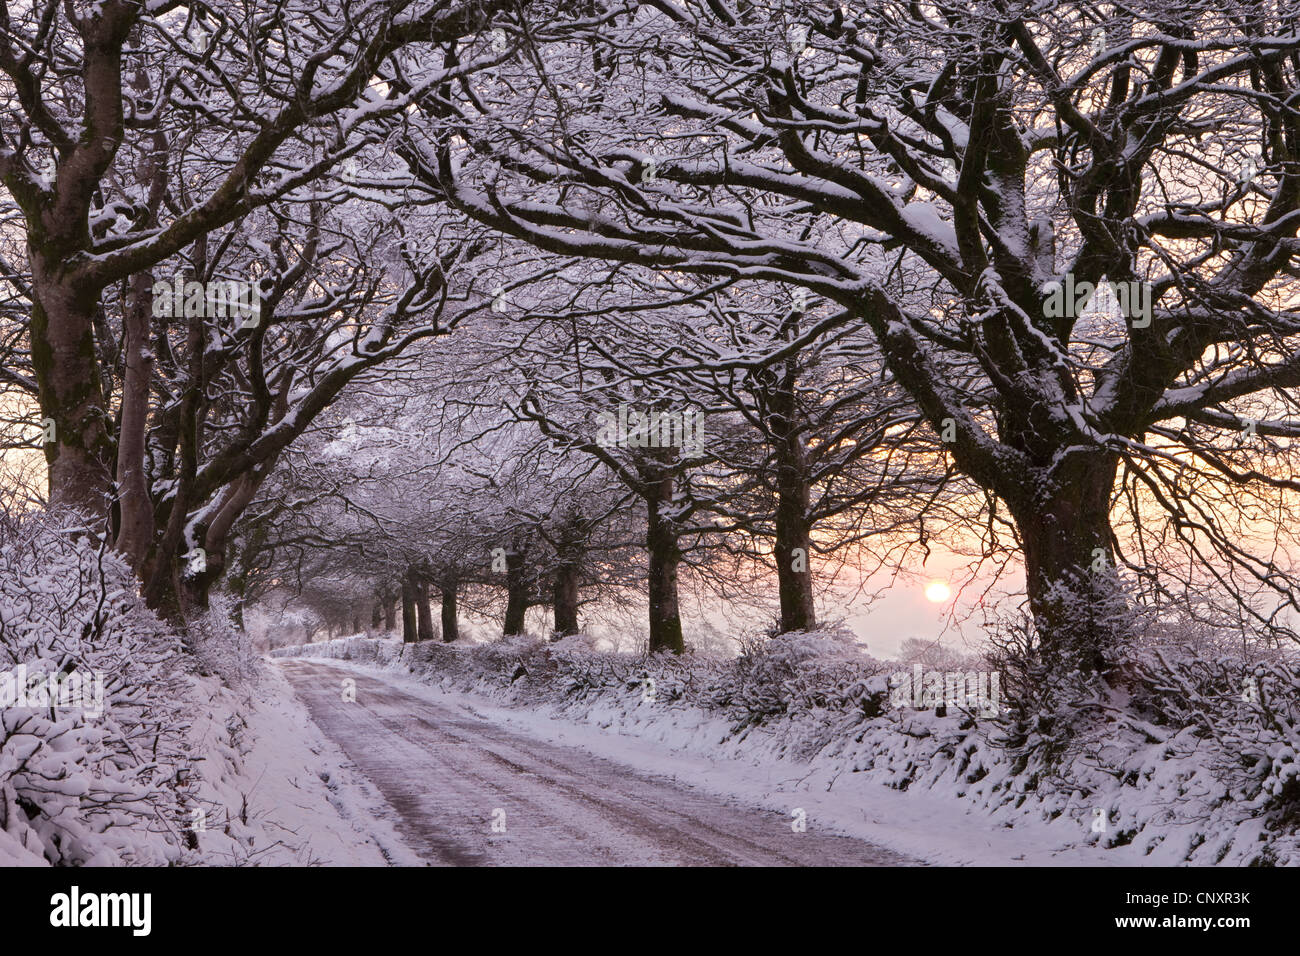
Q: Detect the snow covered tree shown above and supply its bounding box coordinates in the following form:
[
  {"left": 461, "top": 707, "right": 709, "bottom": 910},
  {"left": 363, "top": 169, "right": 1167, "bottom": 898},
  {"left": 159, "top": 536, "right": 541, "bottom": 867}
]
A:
[
  {"left": 239, "top": 338, "right": 644, "bottom": 644},
  {"left": 0, "top": 0, "right": 518, "bottom": 615},
  {"left": 533, "top": 280, "right": 954, "bottom": 634},
  {"left": 403, "top": 0, "right": 1300, "bottom": 677}
]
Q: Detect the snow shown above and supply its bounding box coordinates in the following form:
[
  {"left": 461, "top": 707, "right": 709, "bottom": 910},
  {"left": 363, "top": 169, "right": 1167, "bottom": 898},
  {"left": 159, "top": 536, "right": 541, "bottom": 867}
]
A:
[
  {"left": 0, "top": 658, "right": 426, "bottom": 868},
  {"left": 899, "top": 202, "right": 960, "bottom": 258},
  {"left": 0, "top": 513, "right": 422, "bottom": 867},
  {"left": 278, "top": 635, "right": 1300, "bottom": 867},
  {"left": 182, "top": 666, "right": 423, "bottom": 866},
  {"left": 305, "top": 656, "right": 1092, "bottom": 866}
]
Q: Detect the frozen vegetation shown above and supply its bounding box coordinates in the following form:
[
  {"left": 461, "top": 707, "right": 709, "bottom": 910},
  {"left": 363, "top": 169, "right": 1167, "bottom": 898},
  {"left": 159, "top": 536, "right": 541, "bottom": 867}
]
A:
[{"left": 0, "top": 512, "right": 417, "bottom": 866}]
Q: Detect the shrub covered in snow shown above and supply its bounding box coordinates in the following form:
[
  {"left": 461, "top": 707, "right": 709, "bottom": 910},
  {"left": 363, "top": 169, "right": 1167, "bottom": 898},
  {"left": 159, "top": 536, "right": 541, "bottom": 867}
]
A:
[
  {"left": 277, "top": 627, "right": 895, "bottom": 756},
  {"left": 1118, "top": 631, "right": 1300, "bottom": 855},
  {"left": 0, "top": 510, "right": 197, "bottom": 865},
  {"left": 185, "top": 592, "right": 260, "bottom": 690}
]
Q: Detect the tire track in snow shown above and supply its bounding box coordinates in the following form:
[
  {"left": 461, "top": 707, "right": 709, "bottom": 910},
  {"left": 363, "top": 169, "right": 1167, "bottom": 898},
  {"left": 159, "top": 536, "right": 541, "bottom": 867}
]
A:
[{"left": 278, "top": 657, "right": 918, "bottom": 867}]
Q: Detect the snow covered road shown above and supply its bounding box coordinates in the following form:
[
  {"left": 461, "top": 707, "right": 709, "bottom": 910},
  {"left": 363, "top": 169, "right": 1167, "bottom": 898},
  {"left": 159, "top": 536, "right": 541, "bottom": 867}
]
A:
[{"left": 278, "top": 658, "right": 917, "bottom": 866}]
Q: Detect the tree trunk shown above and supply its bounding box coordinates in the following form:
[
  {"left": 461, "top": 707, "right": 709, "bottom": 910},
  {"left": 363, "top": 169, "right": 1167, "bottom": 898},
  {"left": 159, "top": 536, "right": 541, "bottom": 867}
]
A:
[
  {"left": 503, "top": 546, "right": 529, "bottom": 637},
  {"left": 401, "top": 572, "right": 418, "bottom": 643},
  {"left": 179, "top": 471, "right": 264, "bottom": 613},
  {"left": 770, "top": 360, "right": 816, "bottom": 633},
  {"left": 371, "top": 600, "right": 382, "bottom": 630},
  {"left": 774, "top": 491, "right": 816, "bottom": 634},
  {"left": 415, "top": 574, "right": 436, "bottom": 642},
  {"left": 552, "top": 560, "right": 581, "bottom": 639},
  {"left": 113, "top": 106, "right": 168, "bottom": 570},
  {"left": 383, "top": 592, "right": 396, "bottom": 632},
  {"left": 440, "top": 577, "right": 459, "bottom": 643},
  {"left": 113, "top": 272, "right": 156, "bottom": 573},
  {"left": 646, "top": 470, "right": 685, "bottom": 654},
  {"left": 143, "top": 305, "right": 204, "bottom": 619},
  {"left": 1010, "top": 453, "right": 1125, "bottom": 676},
  {"left": 29, "top": 277, "right": 115, "bottom": 514}
]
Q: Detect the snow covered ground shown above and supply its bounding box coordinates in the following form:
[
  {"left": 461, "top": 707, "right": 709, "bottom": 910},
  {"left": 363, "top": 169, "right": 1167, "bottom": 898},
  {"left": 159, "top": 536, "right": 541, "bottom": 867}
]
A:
[
  {"left": 9, "top": 616, "right": 1292, "bottom": 867},
  {"left": 0, "top": 661, "right": 424, "bottom": 867},
  {"left": 183, "top": 664, "right": 425, "bottom": 866},
  {"left": 277, "top": 652, "right": 1100, "bottom": 865},
  {"left": 273, "top": 634, "right": 1300, "bottom": 866},
  {"left": 278, "top": 657, "right": 913, "bottom": 864}
]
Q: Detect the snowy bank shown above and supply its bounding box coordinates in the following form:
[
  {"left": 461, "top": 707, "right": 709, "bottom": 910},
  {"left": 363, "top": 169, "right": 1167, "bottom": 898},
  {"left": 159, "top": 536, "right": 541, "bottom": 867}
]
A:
[{"left": 0, "top": 512, "right": 418, "bottom": 866}]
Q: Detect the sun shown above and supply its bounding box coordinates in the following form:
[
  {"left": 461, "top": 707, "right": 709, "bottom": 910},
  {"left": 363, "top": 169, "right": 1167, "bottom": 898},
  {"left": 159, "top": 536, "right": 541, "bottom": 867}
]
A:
[{"left": 924, "top": 580, "right": 952, "bottom": 603}]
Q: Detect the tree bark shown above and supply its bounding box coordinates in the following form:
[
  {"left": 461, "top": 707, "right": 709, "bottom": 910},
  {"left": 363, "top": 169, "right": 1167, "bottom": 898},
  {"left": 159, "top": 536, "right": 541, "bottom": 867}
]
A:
[
  {"left": 770, "top": 357, "right": 816, "bottom": 633},
  {"left": 774, "top": 489, "right": 816, "bottom": 633},
  {"left": 415, "top": 573, "right": 436, "bottom": 642},
  {"left": 112, "top": 270, "right": 156, "bottom": 573},
  {"left": 22, "top": 11, "right": 135, "bottom": 516},
  {"left": 440, "top": 576, "right": 459, "bottom": 643},
  {"left": 503, "top": 545, "right": 529, "bottom": 637},
  {"left": 401, "top": 572, "right": 418, "bottom": 643},
  {"left": 646, "top": 469, "right": 685, "bottom": 654},
  {"left": 113, "top": 76, "right": 168, "bottom": 571},
  {"left": 1009, "top": 452, "right": 1124, "bottom": 676},
  {"left": 142, "top": 277, "right": 205, "bottom": 619},
  {"left": 552, "top": 560, "right": 581, "bottom": 639},
  {"left": 30, "top": 278, "right": 115, "bottom": 514},
  {"left": 179, "top": 470, "right": 264, "bottom": 612},
  {"left": 383, "top": 591, "right": 396, "bottom": 632}
]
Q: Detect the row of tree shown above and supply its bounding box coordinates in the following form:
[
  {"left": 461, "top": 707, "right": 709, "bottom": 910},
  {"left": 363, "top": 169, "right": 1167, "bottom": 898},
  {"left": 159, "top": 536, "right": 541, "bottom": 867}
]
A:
[{"left": 3, "top": 1, "right": 1299, "bottom": 684}]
